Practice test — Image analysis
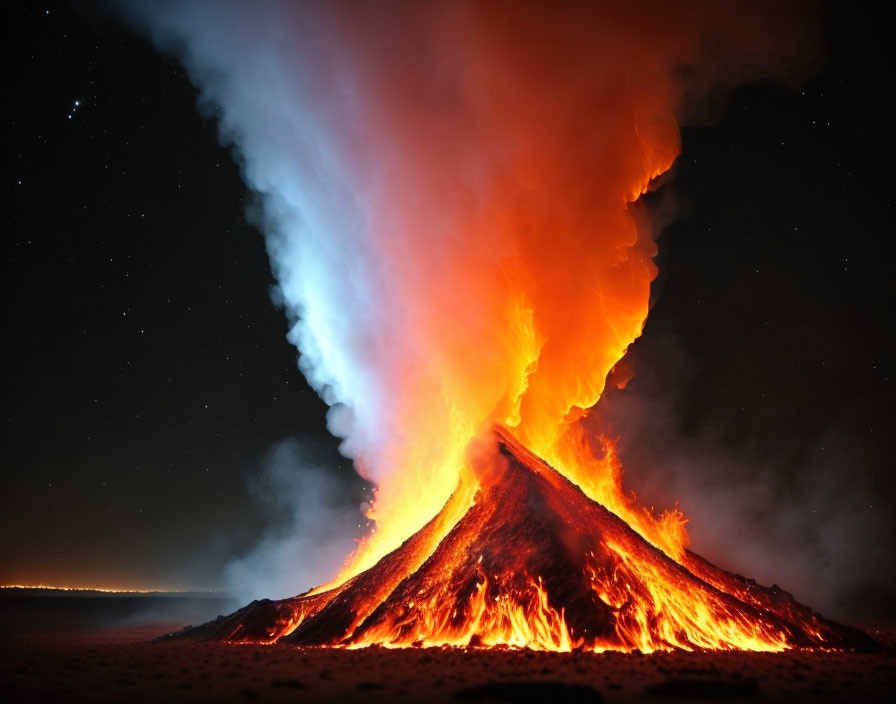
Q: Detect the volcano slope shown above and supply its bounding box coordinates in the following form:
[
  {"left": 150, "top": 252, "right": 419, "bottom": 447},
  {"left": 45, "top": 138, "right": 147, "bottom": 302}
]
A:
[{"left": 165, "top": 428, "right": 878, "bottom": 652}]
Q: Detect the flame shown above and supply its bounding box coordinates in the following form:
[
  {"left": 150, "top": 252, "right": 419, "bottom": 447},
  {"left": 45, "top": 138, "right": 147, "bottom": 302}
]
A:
[
  {"left": 351, "top": 574, "right": 579, "bottom": 651},
  {"left": 590, "top": 543, "right": 788, "bottom": 653},
  {"left": 538, "top": 426, "right": 690, "bottom": 561},
  {"left": 345, "top": 555, "right": 791, "bottom": 654}
]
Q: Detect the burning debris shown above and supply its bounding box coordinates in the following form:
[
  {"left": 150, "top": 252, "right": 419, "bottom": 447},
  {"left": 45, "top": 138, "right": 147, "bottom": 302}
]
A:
[{"left": 164, "top": 427, "right": 877, "bottom": 652}]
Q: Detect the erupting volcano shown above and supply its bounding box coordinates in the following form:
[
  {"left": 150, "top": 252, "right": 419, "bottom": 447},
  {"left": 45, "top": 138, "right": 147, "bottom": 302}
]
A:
[
  {"left": 130, "top": 1, "right": 880, "bottom": 655},
  {"left": 169, "top": 427, "right": 876, "bottom": 652}
]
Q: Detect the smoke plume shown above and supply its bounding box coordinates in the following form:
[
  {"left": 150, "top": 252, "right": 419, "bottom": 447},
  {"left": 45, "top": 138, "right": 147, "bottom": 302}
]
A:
[
  {"left": 224, "top": 439, "right": 365, "bottom": 603},
  {"left": 590, "top": 336, "right": 895, "bottom": 622},
  {"left": 122, "top": 1, "right": 816, "bottom": 583}
]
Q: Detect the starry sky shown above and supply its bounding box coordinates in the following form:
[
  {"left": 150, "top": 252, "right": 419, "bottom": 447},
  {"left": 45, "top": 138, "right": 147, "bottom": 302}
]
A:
[{"left": 2, "top": 3, "right": 893, "bottom": 616}]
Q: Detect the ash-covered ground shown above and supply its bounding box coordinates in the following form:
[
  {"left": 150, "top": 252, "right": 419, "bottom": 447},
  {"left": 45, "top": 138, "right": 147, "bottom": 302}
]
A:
[{"left": 2, "top": 595, "right": 893, "bottom": 703}]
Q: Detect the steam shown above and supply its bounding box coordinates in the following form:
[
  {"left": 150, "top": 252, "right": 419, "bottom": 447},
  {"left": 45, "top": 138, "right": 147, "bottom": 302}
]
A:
[
  {"left": 120, "top": 1, "right": 817, "bottom": 586},
  {"left": 224, "top": 439, "right": 364, "bottom": 603}
]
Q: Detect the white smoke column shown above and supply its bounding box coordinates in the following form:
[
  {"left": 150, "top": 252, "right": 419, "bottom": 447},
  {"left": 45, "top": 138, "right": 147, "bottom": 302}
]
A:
[{"left": 123, "top": 2, "right": 448, "bottom": 560}]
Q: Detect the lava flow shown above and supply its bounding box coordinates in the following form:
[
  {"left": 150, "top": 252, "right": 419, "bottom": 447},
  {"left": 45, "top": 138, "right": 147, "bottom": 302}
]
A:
[{"left": 167, "top": 427, "right": 877, "bottom": 652}]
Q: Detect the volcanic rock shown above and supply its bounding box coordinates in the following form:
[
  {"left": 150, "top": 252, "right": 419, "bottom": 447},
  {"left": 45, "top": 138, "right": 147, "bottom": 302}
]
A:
[{"left": 164, "top": 427, "right": 878, "bottom": 652}]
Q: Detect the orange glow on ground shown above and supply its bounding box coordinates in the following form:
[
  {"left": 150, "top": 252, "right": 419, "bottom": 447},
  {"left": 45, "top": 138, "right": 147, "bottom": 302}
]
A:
[{"left": 1, "top": 585, "right": 221, "bottom": 595}]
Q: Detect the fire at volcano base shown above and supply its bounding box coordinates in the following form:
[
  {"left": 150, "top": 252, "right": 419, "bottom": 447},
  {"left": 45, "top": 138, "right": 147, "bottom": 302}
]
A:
[{"left": 164, "top": 427, "right": 878, "bottom": 653}]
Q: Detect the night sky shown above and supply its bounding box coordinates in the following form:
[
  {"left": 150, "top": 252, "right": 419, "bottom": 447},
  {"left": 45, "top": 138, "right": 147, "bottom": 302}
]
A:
[{"left": 2, "top": 2, "right": 893, "bottom": 618}]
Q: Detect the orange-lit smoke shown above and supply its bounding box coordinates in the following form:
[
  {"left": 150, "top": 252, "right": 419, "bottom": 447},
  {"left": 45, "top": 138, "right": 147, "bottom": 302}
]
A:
[
  {"left": 322, "top": 1, "right": 812, "bottom": 579},
  {"left": 127, "top": 0, "right": 814, "bottom": 586}
]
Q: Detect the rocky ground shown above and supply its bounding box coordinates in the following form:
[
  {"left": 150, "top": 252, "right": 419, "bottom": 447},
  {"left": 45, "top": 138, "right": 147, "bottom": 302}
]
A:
[{"left": 1, "top": 597, "right": 893, "bottom": 702}]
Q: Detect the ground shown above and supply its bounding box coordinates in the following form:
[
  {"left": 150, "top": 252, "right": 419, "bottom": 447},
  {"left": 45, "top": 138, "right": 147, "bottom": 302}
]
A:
[{"left": 2, "top": 597, "right": 893, "bottom": 703}]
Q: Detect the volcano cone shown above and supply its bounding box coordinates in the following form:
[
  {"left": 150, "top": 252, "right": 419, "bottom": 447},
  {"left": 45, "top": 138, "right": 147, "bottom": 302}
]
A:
[{"left": 167, "top": 428, "right": 878, "bottom": 652}]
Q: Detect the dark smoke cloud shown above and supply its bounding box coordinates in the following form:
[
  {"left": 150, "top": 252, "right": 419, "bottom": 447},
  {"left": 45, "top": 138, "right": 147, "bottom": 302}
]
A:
[{"left": 589, "top": 335, "right": 895, "bottom": 623}]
